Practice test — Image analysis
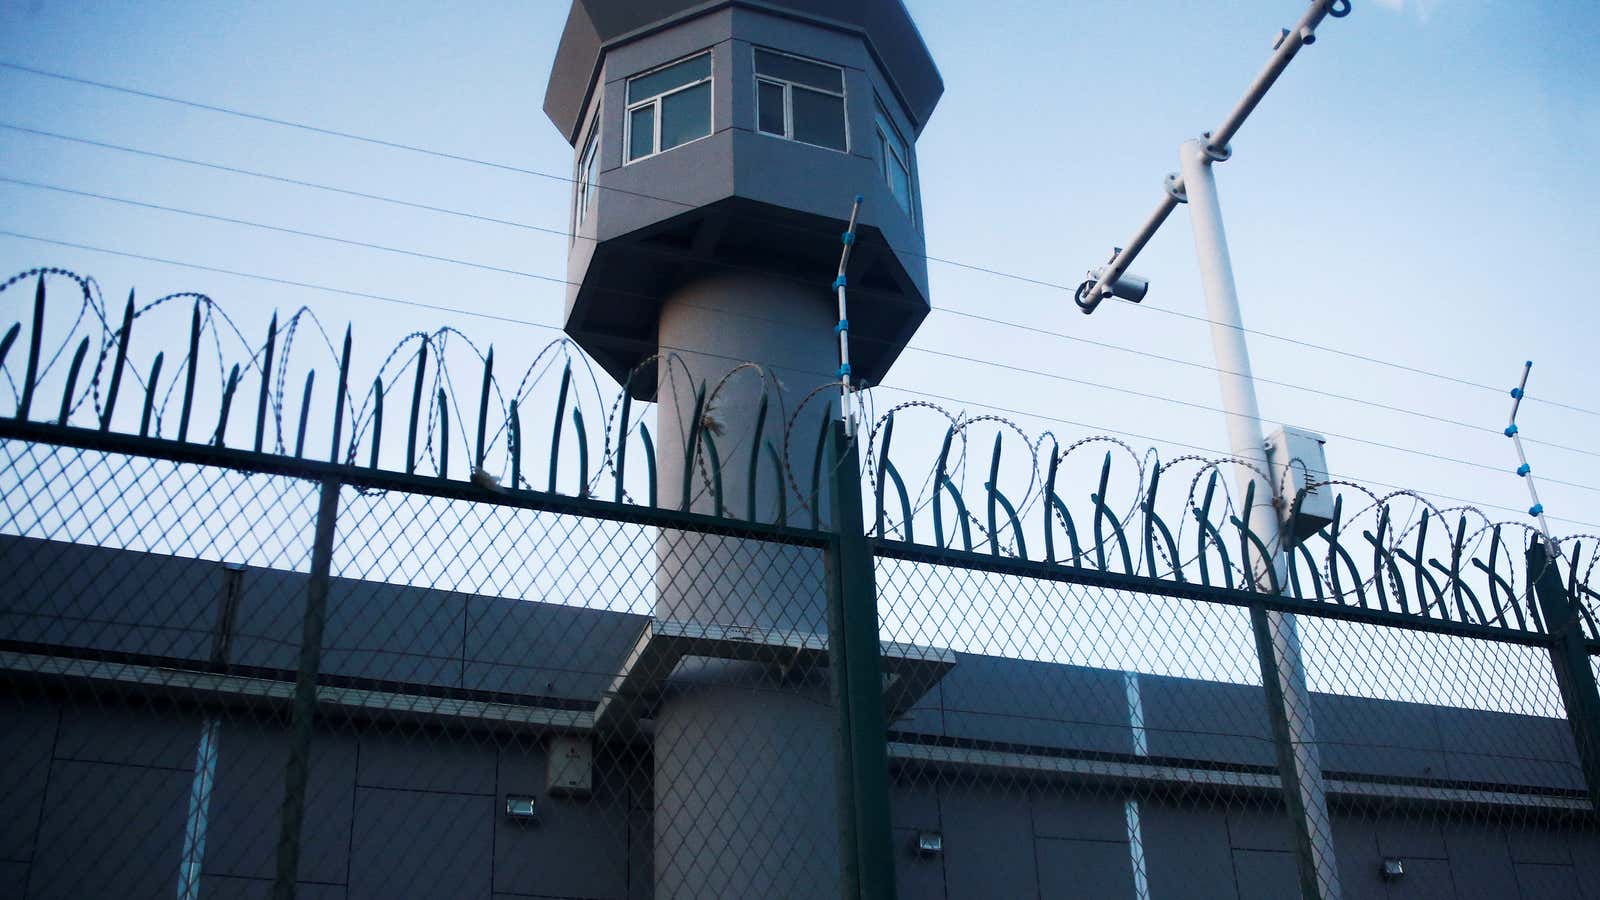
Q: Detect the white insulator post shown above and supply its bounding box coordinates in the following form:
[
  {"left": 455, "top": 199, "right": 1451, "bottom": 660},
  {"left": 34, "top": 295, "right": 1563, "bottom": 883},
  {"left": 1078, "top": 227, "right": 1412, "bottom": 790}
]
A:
[
  {"left": 834, "top": 195, "right": 863, "bottom": 437},
  {"left": 1178, "top": 136, "right": 1342, "bottom": 900},
  {"left": 1505, "top": 361, "right": 1557, "bottom": 557}
]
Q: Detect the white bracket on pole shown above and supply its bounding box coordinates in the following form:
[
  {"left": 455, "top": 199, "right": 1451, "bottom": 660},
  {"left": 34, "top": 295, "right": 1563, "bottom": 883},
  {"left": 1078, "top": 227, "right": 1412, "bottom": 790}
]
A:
[
  {"left": 1505, "top": 361, "right": 1557, "bottom": 557},
  {"left": 834, "top": 195, "right": 863, "bottom": 437},
  {"left": 1074, "top": 0, "right": 1350, "bottom": 315}
]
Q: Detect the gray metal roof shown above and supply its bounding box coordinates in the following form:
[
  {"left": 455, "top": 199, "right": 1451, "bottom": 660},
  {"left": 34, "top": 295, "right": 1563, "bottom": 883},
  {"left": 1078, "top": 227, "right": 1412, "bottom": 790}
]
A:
[{"left": 544, "top": 0, "right": 944, "bottom": 145}]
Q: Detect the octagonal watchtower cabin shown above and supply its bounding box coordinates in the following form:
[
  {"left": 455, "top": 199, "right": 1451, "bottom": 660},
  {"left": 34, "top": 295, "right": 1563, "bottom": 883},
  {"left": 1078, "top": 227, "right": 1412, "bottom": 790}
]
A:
[{"left": 545, "top": 0, "right": 942, "bottom": 401}]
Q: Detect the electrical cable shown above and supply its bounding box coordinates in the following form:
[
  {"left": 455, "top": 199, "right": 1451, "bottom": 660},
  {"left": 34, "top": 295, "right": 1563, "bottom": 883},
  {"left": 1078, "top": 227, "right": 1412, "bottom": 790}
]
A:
[
  {"left": 7, "top": 174, "right": 1599, "bottom": 495},
  {"left": 2, "top": 152, "right": 1593, "bottom": 465},
  {"left": 5, "top": 59, "right": 1596, "bottom": 419},
  {"left": 4, "top": 226, "right": 1594, "bottom": 531}
]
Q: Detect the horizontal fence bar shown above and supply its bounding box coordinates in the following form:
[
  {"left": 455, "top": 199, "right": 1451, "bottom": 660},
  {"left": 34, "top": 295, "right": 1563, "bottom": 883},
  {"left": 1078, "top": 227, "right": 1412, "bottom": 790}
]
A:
[
  {"left": 0, "top": 417, "right": 1566, "bottom": 643},
  {"left": 872, "top": 538, "right": 1560, "bottom": 649},
  {"left": 0, "top": 418, "right": 832, "bottom": 548}
]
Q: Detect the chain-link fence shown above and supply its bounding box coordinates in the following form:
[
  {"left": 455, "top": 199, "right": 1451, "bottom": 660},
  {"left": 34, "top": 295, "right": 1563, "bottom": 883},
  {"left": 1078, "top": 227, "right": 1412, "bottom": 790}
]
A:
[{"left": 2, "top": 270, "right": 1597, "bottom": 899}]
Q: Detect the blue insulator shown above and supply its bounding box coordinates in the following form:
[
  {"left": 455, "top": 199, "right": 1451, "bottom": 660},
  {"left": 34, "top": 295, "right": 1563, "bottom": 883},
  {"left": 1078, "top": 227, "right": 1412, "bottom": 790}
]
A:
[
  {"left": 1516, "top": 463, "right": 1531, "bottom": 477},
  {"left": 837, "top": 363, "right": 851, "bottom": 377},
  {"left": 832, "top": 275, "right": 847, "bottom": 289},
  {"left": 841, "top": 231, "right": 855, "bottom": 245},
  {"left": 1504, "top": 424, "right": 1518, "bottom": 437},
  {"left": 1510, "top": 387, "right": 1523, "bottom": 399},
  {"left": 834, "top": 319, "right": 849, "bottom": 333},
  {"left": 1529, "top": 503, "right": 1544, "bottom": 517}
]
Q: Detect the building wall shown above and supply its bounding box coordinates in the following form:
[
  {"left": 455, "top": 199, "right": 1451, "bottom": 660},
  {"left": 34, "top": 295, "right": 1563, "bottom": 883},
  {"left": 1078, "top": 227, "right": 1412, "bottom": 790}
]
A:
[{"left": 2, "top": 535, "right": 1597, "bottom": 899}]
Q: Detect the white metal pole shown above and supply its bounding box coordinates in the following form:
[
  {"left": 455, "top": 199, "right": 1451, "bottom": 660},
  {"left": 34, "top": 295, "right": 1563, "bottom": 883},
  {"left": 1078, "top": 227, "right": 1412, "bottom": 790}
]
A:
[
  {"left": 1178, "top": 137, "right": 1342, "bottom": 900},
  {"left": 1078, "top": 0, "right": 1347, "bottom": 314},
  {"left": 834, "top": 195, "right": 863, "bottom": 437}
]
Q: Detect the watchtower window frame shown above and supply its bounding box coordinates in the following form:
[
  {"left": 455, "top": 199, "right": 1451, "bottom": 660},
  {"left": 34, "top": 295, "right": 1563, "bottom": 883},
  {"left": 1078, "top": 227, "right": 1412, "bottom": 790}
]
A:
[
  {"left": 625, "top": 50, "right": 714, "bottom": 164},
  {"left": 752, "top": 47, "right": 848, "bottom": 153},
  {"left": 575, "top": 120, "right": 600, "bottom": 233},
  {"left": 874, "top": 96, "right": 915, "bottom": 225}
]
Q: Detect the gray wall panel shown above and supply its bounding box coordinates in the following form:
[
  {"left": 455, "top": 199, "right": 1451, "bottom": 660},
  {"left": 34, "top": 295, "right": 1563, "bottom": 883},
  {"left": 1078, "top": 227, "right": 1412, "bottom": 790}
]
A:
[
  {"left": 356, "top": 730, "right": 494, "bottom": 795},
  {"left": 1142, "top": 676, "right": 1274, "bottom": 767},
  {"left": 29, "top": 759, "right": 190, "bottom": 900},
  {"left": 1505, "top": 823, "right": 1575, "bottom": 865},
  {"left": 1310, "top": 694, "right": 1448, "bottom": 781},
  {"left": 1227, "top": 807, "right": 1294, "bottom": 853},
  {"left": 1031, "top": 793, "right": 1129, "bottom": 843},
  {"left": 0, "top": 535, "right": 222, "bottom": 663},
  {"left": 1440, "top": 823, "right": 1520, "bottom": 900},
  {"left": 321, "top": 580, "right": 465, "bottom": 690},
  {"left": 892, "top": 680, "right": 943, "bottom": 738},
  {"left": 0, "top": 698, "right": 56, "bottom": 862},
  {"left": 348, "top": 787, "right": 491, "bottom": 900},
  {"left": 53, "top": 704, "right": 198, "bottom": 769},
  {"left": 1231, "top": 849, "right": 1298, "bottom": 900},
  {"left": 230, "top": 566, "right": 310, "bottom": 671},
  {"left": 1374, "top": 818, "right": 1447, "bottom": 860},
  {"left": 1140, "top": 803, "right": 1238, "bottom": 900},
  {"left": 941, "top": 655, "right": 1132, "bottom": 754},
  {"left": 199, "top": 875, "right": 346, "bottom": 900},
  {"left": 1035, "top": 837, "right": 1135, "bottom": 900},
  {"left": 1573, "top": 831, "right": 1600, "bottom": 898},
  {"left": 0, "top": 860, "right": 26, "bottom": 900},
  {"left": 1434, "top": 706, "right": 1582, "bottom": 790},
  {"left": 204, "top": 724, "right": 357, "bottom": 885},
  {"left": 890, "top": 776, "right": 941, "bottom": 831},
  {"left": 463, "top": 595, "right": 645, "bottom": 702},
  {"left": 938, "top": 784, "right": 1036, "bottom": 898},
  {"left": 1514, "top": 862, "right": 1580, "bottom": 895}
]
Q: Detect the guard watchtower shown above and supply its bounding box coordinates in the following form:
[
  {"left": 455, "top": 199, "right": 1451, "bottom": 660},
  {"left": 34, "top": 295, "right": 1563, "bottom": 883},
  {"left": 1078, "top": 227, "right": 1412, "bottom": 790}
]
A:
[
  {"left": 545, "top": 4, "right": 941, "bottom": 897},
  {"left": 544, "top": 0, "right": 941, "bottom": 398}
]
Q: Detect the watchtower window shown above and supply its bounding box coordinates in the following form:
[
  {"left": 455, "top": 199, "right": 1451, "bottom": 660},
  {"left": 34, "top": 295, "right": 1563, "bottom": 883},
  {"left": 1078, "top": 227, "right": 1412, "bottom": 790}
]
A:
[
  {"left": 754, "top": 48, "right": 846, "bottom": 152},
  {"left": 576, "top": 124, "right": 600, "bottom": 226},
  {"left": 874, "top": 98, "right": 914, "bottom": 222},
  {"left": 626, "top": 52, "right": 713, "bottom": 162}
]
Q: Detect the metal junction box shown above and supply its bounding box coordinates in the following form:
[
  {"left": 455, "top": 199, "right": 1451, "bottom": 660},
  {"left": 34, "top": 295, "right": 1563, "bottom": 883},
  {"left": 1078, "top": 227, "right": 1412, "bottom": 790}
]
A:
[
  {"left": 546, "top": 735, "right": 593, "bottom": 797},
  {"left": 1264, "top": 426, "right": 1333, "bottom": 545}
]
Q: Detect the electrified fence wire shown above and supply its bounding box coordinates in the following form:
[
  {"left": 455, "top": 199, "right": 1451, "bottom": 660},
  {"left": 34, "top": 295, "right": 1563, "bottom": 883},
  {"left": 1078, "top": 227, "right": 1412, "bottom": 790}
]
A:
[
  {"left": 5, "top": 127, "right": 1594, "bottom": 464},
  {"left": 4, "top": 60, "right": 1597, "bottom": 420},
  {"left": 2, "top": 250, "right": 1595, "bottom": 535},
  {"left": 7, "top": 174, "right": 1597, "bottom": 501}
]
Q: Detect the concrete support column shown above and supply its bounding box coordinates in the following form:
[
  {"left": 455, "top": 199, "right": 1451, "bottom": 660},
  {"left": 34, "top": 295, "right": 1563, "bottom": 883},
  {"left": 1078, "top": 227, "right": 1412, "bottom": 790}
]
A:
[{"left": 651, "top": 271, "right": 841, "bottom": 899}]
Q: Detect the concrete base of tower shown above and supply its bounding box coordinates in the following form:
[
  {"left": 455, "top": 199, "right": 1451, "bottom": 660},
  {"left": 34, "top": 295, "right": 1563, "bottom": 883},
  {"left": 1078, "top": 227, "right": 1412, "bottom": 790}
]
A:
[{"left": 650, "top": 271, "right": 844, "bottom": 898}]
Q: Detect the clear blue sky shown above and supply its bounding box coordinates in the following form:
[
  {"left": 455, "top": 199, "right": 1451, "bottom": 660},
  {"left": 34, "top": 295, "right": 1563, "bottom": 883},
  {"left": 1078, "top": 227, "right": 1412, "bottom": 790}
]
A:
[{"left": 1, "top": 0, "right": 1596, "bottom": 536}]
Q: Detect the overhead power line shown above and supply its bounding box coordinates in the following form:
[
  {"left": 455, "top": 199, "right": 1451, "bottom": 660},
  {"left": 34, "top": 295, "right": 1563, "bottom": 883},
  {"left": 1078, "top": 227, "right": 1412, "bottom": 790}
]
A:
[
  {"left": 2, "top": 124, "right": 1595, "bottom": 464},
  {"left": 4, "top": 60, "right": 1595, "bottom": 419},
  {"left": 2, "top": 226, "right": 1594, "bottom": 531},
  {"left": 9, "top": 172, "right": 1597, "bottom": 493}
]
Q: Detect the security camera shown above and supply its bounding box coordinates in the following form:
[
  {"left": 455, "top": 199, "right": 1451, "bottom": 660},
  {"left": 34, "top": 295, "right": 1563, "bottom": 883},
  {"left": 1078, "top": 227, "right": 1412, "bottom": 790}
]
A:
[{"left": 1087, "top": 265, "right": 1149, "bottom": 304}]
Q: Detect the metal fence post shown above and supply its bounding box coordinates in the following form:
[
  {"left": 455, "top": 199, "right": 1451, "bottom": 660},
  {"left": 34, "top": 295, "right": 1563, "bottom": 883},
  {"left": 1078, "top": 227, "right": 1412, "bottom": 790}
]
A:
[
  {"left": 1527, "top": 536, "right": 1600, "bottom": 820},
  {"left": 824, "top": 420, "right": 897, "bottom": 900},
  {"left": 1249, "top": 602, "right": 1337, "bottom": 899},
  {"left": 273, "top": 476, "right": 341, "bottom": 900}
]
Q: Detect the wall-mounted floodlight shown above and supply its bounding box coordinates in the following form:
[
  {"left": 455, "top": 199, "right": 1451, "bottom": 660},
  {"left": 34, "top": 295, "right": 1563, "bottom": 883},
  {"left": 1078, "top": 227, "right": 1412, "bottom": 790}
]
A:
[
  {"left": 913, "top": 831, "right": 943, "bottom": 857},
  {"left": 505, "top": 795, "right": 538, "bottom": 822},
  {"left": 1381, "top": 858, "right": 1404, "bottom": 881}
]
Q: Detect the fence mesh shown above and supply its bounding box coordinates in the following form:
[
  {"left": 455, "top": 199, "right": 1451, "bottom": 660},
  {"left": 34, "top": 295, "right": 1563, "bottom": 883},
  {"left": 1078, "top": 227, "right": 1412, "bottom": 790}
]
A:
[{"left": 2, "top": 431, "right": 1597, "bottom": 899}]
